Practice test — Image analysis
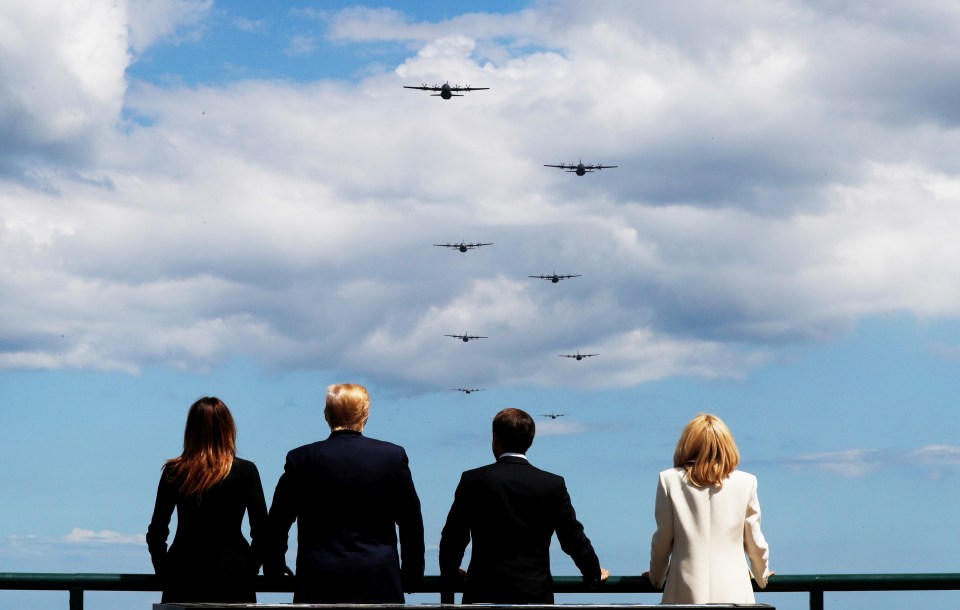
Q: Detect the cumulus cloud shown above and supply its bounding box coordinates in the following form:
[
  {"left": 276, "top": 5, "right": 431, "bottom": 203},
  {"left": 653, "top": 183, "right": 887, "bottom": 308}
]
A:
[{"left": 4, "top": 1, "right": 960, "bottom": 393}]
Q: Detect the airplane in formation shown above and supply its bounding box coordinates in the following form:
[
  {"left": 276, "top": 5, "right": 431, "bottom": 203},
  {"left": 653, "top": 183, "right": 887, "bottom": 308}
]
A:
[
  {"left": 453, "top": 388, "right": 484, "bottom": 394},
  {"left": 559, "top": 350, "right": 598, "bottom": 361},
  {"left": 434, "top": 241, "right": 492, "bottom": 252},
  {"left": 446, "top": 332, "right": 488, "bottom": 343},
  {"left": 540, "top": 412, "right": 566, "bottom": 419},
  {"left": 530, "top": 273, "right": 581, "bottom": 283},
  {"left": 404, "top": 82, "right": 489, "bottom": 99},
  {"left": 544, "top": 159, "right": 618, "bottom": 176}
]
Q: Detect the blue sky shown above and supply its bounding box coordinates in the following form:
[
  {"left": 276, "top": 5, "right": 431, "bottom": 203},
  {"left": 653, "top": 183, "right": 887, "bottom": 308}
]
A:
[{"left": 2, "top": 1, "right": 960, "bottom": 608}]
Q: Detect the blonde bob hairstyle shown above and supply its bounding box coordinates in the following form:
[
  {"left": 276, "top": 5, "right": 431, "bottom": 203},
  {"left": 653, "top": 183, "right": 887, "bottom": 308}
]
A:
[
  {"left": 325, "top": 383, "right": 370, "bottom": 432},
  {"left": 673, "top": 413, "right": 740, "bottom": 488}
]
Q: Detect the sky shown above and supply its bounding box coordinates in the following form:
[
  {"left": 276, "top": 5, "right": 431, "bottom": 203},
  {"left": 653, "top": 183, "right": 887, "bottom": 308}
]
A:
[{"left": 2, "top": 0, "right": 960, "bottom": 608}]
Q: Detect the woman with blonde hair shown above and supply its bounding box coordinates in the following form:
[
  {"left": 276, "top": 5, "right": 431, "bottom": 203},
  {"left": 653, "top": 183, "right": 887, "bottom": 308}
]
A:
[
  {"left": 147, "top": 397, "right": 268, "bottom": 603},
  {"left": 646, "top": 413, "right": 771, "bottom": 603}
]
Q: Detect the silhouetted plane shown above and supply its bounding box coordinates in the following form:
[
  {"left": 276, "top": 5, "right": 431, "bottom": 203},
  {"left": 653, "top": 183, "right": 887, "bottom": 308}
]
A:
[
  {"left": 530, "top": 273, "right": 581, "bottom": 283},
  {"left": 453, "top": 388, "right": 484, "bottom": 394},
  {"left": 435, "top": 241, "right": 492, "bottom": 252},
  {"left": 404, "top": 82, "right": 489, "bottom": 99},
  {"left": 446, "top": 332, "right": 488, "bottom": 343},
  {"left": 559, "top": 350, "right": 597, "bottom": 361},
  {"left": 544, "top": 159, "right": 617, "bottom": 176},
  {"left": 540, "top": 412, "right": 566, "bottom": 419}
]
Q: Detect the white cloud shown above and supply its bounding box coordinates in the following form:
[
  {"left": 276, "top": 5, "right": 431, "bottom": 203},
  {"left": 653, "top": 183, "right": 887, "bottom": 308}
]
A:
[
  {"left": 5, "top": 1, "right": 960, "bottom": 393},
  {"left": 126, "top": 0, "right": 212, "bottom": 52},
  {"left": 64, "top": 527, "right": 145, "bottom": 546},
  {"left": 789, "top": 445, "right": 960, "bottom": 478}
]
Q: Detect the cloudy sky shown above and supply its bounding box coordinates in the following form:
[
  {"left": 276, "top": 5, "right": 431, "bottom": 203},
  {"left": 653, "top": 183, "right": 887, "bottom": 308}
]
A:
[{"left": 2, "top": 1, "right": 960, "bottom": 608}]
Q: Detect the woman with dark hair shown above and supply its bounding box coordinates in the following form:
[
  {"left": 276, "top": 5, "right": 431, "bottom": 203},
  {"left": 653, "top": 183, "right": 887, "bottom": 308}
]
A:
[{"left": 147, "top": 397, "right": 268, "bottom": 603}]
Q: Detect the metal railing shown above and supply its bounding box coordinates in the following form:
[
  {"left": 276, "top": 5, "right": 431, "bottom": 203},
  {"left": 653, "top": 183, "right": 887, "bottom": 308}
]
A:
[{"left": 2, "top": 572, "right": 959, "bottom": 609}]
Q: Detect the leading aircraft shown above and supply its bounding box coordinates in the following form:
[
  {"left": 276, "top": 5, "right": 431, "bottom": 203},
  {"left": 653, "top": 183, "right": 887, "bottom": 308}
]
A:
[
  {"left": 445, "top": 332, "right": 488, "bottom": 343},
  {"left": 530, "top": 273, "right": 581, "bottom": 283},
  {"left": 403, "top": 82, "right": 489, "bottom": 99},
  {"left": 559, "top": 350, "right": 598, "bottom": 361},
  {"left": 453, "top": 388, "right": 484, "bottom": 394},
  {"left": 544, "top": 159, "right": 618, "bottom": 176},
  {"left": 540, "top": 412, "right": 566, "bottom": 419},
  {"left": 434, "top": 241, "right": 492, "bottom": 252}
]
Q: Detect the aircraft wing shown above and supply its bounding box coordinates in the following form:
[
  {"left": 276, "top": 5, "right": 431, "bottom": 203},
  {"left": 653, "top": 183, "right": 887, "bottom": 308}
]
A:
[
  {"left": 587, "top": 164, "right": 618, "bottom": 170},
  {"left": 404, "top": 85, "right": 440, "bottom": 91},
  {"left": 543, "top": 164, "right": 567, "bottom": 169},
  {"left": 451, "top": 86, "right": 489, "bottom": 91}
]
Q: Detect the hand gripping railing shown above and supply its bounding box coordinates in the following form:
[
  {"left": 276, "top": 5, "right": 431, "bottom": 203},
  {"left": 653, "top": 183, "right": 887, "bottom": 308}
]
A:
[{"left": 2, "top": 572, "right": 960, "bottom": 609}]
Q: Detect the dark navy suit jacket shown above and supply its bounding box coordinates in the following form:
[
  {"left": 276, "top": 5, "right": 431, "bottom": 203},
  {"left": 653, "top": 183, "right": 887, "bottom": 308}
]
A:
[
  {"left": 268, "top": 430, "right": 425, "bottom": 603},
  {"left": 439, "top": 455, "right": 602, "bottom": 604}
]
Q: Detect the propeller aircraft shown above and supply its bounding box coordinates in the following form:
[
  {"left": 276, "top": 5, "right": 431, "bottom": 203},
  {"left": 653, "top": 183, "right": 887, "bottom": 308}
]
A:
[
  {"left": 559, "top": 350, "right": 597, "bottom": 361},
  {"left": 435, "top": 241, "right": 492, "bottom": 252},
  {"left": 544, "top": 159, "right": 618, "bottom": 176},
  {"left": 530, "top": 273, "right": 581, "bottom": 283},
  {"left": 446, "top": 332, "right": 488, "bottom": 343},
  {"left": 404, "top": 82, "right": 489, "bottom": 99},
  {"left": 540, "top": 412, "right": 567, "bottom": 419},
  {"left": 453, "top": 388, "right": 485, "bottom": 394}
]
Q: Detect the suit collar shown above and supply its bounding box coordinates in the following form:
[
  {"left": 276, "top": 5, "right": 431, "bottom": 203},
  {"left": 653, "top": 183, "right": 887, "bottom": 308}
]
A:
[{"left": 329, "top": 429, "right": 362, "bottom": 438}]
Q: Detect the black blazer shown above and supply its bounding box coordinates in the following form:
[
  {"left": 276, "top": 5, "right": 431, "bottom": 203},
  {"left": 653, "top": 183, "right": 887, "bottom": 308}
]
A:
[
  {"left": 146, "top": 457, "right": 268, "bottom": 603},
  {"left": 268, "top": 430, "right": 425, "bottom": 603},
  {"left": 439, "top": 455, "right": 602, "bottom": 604}
]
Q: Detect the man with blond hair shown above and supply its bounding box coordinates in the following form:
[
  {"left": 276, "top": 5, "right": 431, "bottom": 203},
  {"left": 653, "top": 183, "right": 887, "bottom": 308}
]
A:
[{"left": 267, "top": 383, "right": 425, "bottom": 603}]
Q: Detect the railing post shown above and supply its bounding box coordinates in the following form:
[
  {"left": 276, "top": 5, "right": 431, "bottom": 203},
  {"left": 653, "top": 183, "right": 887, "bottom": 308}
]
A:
[
  {"left": 810, "top": 588, "right": 823, "bottom": 610},
  {"left": 69, "top": 586, "right": 83, "bottom": 610}
]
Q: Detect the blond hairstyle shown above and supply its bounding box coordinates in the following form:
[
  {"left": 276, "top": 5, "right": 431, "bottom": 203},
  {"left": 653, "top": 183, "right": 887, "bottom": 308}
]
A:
[
  {"left": 325, "top": 383, "right": 370, "bottom": 432},
  {"left": 673, "top": 413, "right": 740, "bottom": 488}
]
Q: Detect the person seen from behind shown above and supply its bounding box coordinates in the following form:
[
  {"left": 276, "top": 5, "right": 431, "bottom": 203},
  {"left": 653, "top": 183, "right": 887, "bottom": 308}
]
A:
[
  {"left": 646, "top": 413, "right": 772, "bottom": 603},
  {"left": 147, "top": 397, "right": 268, "bottom": 603}
]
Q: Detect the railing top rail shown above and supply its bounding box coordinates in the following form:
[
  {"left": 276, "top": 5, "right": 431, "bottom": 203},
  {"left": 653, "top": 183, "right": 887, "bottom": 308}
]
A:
[{"left": 3, "top": 572, "right": 960, "bottom": 594}]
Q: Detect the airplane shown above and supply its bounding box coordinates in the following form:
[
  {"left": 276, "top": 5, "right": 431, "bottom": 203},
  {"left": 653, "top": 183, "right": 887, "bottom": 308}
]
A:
[
  {"left": 403, "top": 82, "right": 489, "bottom": 99},
  {"left": 453, "top": 388, "right": 484, "bottom": 394},
  {"left": 540, "top": 412, "right": 566, "bottom": 419},
  {"left": 559, "top": 350, "right": 598, "bottom": 361},
  {"left": 435, "top": 241, "right": 493, "bottom": 252},
  {"left": 530, "top": 273, "right": 581, "bottom": 283},
  {"left": 446, "top": 332, "right": 488, "bottom": 343},
  {"left": 544, "top": 159, "right": 618, "bottom": 176}
]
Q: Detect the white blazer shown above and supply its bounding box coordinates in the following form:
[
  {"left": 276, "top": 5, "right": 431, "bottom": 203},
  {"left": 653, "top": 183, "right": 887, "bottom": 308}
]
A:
[{"left": 648, "top": 467, "right": 770, "bottom": 604}]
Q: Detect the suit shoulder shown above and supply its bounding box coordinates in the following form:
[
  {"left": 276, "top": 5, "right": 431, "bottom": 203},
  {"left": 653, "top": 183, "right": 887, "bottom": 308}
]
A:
[{"left": 727, "top": 469, "right": 759, "bottom": 487}]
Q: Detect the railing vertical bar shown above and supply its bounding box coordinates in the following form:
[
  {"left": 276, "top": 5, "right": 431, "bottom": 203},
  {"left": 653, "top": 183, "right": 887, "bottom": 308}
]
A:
[
  {"left": 810, "top": 589, "right": 824, "bottom": 610},
  {"left": 69, "top": 586, "right": 83, "bottom": 610}
]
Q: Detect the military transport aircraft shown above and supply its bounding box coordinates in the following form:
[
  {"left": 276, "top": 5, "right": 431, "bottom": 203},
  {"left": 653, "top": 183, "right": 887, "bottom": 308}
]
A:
[
  {"left": 559, "top": 350, "right": 597, "bottom": 361},
  {"left": 453, "top": 388, "right": 484, "bottom": 394},
  {"left": 530, "top": 273, "right": 581, "bottom": 283},
  {"left": 446, "top": 332, "right": 488, "bottom": 343},
  {"left": 404, "top": 82, "right": 489, "bottom": 99},
  {"left": 434, "top": 241, "right": 492, "bottom": 252},
  {"left": 540, "top": 412, "right": 566, "bottom": 419},
  {"left": 544, "top": 159, "right": 618, "bottom": 176}
]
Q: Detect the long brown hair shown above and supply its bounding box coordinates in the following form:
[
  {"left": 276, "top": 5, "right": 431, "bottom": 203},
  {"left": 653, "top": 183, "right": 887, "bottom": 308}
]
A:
[
  {"left": 673, "top": 413, "right": 740, "bottom": 488},
  {"left": 164, "top": 397, "right": 236, "bottom": 498}
]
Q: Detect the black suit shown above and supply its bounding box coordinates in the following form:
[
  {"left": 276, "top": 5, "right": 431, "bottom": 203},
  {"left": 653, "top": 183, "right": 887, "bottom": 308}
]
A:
[
  {"left": 439, "top": 455, "right": 602, "bottom": 604},
  {"left": 268, "top": 430, "right": 425, "bottom": 603},
  {"left": 146, "top": 457, "right": 268, "bottom": 603}
]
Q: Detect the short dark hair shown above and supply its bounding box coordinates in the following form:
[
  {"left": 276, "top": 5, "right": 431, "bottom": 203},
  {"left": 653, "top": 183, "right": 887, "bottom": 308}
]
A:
[{"left": 492, "top": 407, "right": 535, "bottom": 453}]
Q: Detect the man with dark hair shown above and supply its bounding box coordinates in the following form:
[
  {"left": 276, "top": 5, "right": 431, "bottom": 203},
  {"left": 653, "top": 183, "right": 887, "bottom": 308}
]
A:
[{"left": 439, "top": 407, "right": 608, "bottom": 604}]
